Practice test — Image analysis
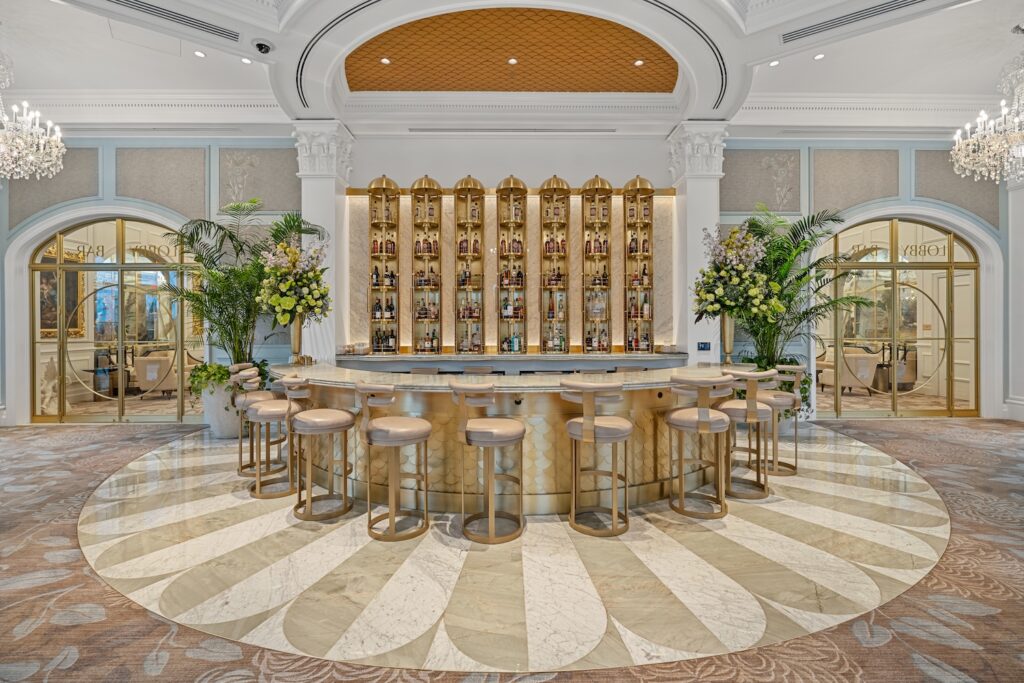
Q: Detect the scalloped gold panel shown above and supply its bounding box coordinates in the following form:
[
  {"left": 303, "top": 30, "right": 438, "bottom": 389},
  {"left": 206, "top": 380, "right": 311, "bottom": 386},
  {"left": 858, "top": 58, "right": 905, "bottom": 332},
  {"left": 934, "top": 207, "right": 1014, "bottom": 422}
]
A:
[{"left": 345, "top": 9, "right": 678, "bottom": 93}]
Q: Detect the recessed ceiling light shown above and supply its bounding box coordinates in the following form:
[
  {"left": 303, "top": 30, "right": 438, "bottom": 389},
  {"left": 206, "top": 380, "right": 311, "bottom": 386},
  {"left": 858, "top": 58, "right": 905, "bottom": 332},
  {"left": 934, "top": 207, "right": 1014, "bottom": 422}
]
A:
[
  {"left": 507, "top": 57, "right": 518, "bottom": 65},
  {"left": 769, "top": 60, "right": 780, "bottom": 67},
  {"left": 193, "top": 50, "right": 206, "bottom": 58},
  {"left": 241, "top": 57, "right": 252, "bottom": 64},
  {"left": 380, "top": 57, "right": 391, "bottom": 64},
  {"left": 813, "top": 53, "right": 825, "bottom": 60},
  {"left": 633, "top": 59, "right": 644, "bottom": 66}
]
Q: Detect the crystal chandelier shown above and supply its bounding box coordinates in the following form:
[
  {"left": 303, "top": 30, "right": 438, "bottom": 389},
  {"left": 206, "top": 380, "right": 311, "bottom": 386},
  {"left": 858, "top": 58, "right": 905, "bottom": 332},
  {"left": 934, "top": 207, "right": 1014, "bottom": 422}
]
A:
[
  {"left": 0, "top": 50, "right": 66, "bottom": 186},
  {"left": 950, "top": 45, "right": 1024, "bottom": 184}
]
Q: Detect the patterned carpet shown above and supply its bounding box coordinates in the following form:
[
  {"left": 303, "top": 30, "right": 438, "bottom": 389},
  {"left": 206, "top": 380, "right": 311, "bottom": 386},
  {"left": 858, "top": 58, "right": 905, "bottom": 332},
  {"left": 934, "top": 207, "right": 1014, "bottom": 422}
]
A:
[{"left": 0, "top": 419, "right": 1021, "bottom": 681}]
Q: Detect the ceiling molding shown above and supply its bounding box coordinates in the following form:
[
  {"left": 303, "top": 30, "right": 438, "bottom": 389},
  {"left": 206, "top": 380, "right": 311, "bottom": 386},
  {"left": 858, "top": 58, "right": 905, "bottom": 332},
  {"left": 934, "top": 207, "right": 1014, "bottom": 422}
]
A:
[
  {"left": 733, "top": 92, "right": 990, "bottom": 132},
  {"left": 2, "top": 89, "right": 290, "bottom": 129}
]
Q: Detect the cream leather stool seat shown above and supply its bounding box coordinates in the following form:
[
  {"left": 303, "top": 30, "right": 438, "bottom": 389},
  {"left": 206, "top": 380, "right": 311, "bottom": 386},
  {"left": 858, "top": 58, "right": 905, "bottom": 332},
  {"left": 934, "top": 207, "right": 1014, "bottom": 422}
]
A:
[
  {"left": 235, "top": 390, "right": 276, "bottom": 410},
  {"left": 281, "top": 377, "right": 357, "bottom": 522},
  {"left": 248, "top": 399, "right": 305, "bottom": 422},
  {"left": 757, "top": 390, "right": 797, "bottom": 410},
  {"left": 561, "top": 379, "right": 633, "bottom": 537},
  {"left": 292, "top": 408, "right": 355, "bottom": 433},
  {"left": 664, "top": 375, "right": 734, "bottom": 520},
  {"left": 451, "top": 381, "right": 526, "bottom": 544},
  {"left": 465, "top": 417, "right": 526, "bottom": 446},
  {"left": 364, "top": 416, "right": 431, "bottom": 446},
  {"left": 716, "top": 399, "right": 772, "bottom": 422},
  {"left": 566, "top": 415, "right": 633, "bottom": 442},
  {"left": 665, "top": 407, "right": 730, "bottom": 432},
  {"left": 357, "top": 382, "right": 432, "bottom": 542}
]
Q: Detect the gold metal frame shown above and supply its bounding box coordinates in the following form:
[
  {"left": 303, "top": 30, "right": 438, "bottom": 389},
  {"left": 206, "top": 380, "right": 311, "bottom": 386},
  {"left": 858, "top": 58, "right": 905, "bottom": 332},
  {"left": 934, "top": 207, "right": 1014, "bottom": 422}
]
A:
[
  {"left": 823, "top": 218, "right": 980, "bottom": 418},
  {"left": 496, "top": 175, "right": 528, "bottom": 354},
  {"left": 539, "top": 175, "right": 570, "bottom": 354},
  {"left": 368, "top": 175, "right": 401, "bottom": 355},
  {"left": 453, "top": 176, "right": 486, "bottom": 354},
  {"left": 411, "top": 175, "right": 442, "bottom": 355},
  {"left": 623, "top": 175, "right": 654, "bottom": 355},
  {"left": 29, "top": 218, "right": 197, "bottom": 424},
  {"left": 581, "top": 175, "right": 613, "bottom": 355}
]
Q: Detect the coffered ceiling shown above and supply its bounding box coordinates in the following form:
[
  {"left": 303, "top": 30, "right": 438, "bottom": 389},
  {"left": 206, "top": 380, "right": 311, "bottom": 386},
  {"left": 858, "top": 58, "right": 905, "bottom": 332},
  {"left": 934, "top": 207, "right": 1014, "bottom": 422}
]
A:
[{"left": 344, "top": 9, "right": 679, "bottom": 93}]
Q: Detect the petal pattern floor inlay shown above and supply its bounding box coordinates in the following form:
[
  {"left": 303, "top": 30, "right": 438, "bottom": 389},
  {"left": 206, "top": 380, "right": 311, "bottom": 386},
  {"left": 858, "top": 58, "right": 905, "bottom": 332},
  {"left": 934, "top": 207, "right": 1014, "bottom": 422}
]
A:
[{"left": 78, "top": 424, "right": 950, "bottom": 673}]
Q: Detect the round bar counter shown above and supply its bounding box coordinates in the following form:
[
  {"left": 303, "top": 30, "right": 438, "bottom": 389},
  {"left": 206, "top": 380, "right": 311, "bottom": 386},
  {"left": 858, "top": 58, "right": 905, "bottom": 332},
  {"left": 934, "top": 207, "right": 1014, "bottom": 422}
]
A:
[{"left": 270, "top": 362, "right": 725, "bottom": 514}]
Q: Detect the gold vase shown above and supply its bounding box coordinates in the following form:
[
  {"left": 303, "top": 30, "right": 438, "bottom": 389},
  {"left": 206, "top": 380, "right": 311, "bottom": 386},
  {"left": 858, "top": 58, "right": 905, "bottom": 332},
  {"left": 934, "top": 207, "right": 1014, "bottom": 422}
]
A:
[
  {"left": 290, "top": 313, "right": 305, "bottom": 364},
  {"left": 720, "top": 313, "right": 735, "bottom": 365}
]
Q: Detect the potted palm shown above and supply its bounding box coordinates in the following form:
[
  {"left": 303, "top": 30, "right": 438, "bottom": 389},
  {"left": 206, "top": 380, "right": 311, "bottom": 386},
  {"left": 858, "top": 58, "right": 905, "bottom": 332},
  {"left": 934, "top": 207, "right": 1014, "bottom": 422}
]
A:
[
  {"left": 164, "top": 199, "right": 323, "bottom": 436},
  {"left": 739, "top": 206, "right": 871, "bottom": 409}
]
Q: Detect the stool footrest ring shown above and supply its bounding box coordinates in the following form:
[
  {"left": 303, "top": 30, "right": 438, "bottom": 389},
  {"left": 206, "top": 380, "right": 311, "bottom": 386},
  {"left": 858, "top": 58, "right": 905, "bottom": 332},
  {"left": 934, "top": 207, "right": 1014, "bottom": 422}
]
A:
[
  {"left": 367, "top": 509, "right": 428, "bottom": 542},
  {"left": 463, "top": 510, "right": 524, "bottom": 544},
  {"left": 249, "top": 475, "right": 296, "bottom": 500},
  {"left": 293, "top": 493, "right": 353, "bottom": 522},
  {"left": 570, "top": 505, "right": 629, "bottom": 537}
]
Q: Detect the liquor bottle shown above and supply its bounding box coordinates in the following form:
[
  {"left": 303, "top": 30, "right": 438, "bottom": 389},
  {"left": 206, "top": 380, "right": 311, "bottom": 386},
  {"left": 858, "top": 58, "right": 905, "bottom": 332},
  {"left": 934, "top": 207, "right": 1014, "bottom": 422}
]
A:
[
  {"left": 642, "top": 263, "right": 649, "bottom": 287},
  {"left": 642, "top": 236, "right": 649, "bottom": 254},
  {"left": 470, "top": 202, "right": 479, "bottom": 222},
  {"left": 472, "top": 325, "right": 481, "bottom": 351},
  {"left": 589, "top": 202, "right": 596, "bottom": 220},
  {"left": 627, "top": 202, "right": 636, "bottom": 222},
  {"left": 629, "top": 232, "right": 638, "bottom": 255},
  {"left": 602, "top": 236, "right": 609, "bottom": 255},
  {"left": 548, "top": 293, "right": 555, "bottom": 320},
  {"left": 373, "top": 298, "right": 382, "bottom": 319},
  {"left": 585, "top": 327, "right": 593, "bottom": 350},
  {"left": 553, "top": 203, "right": 561, "bottom": 220},
  {"left": 602, "top": 264, "right": 609, "bottom": 285},
  {"left": 585, "top": 233, "right": 592, "bottom": 255},
  {"left": 415, "top": 238, "right": 422, "bottom": 255},
  {"left": 372, "top": 265, "right": 380, "bottom": 287},
  {"left": 372, "top": 238, "right": 379, "bottom": 255},
  {"left": 544, "top": 204, "right": 552, "bottom": 222},
  {"left": 601, "top": 203, "right": 609, "bottom": 221},
  {"left": 431, "top": 329, "right": 438, "bottom": 350},
  {"left": 432, "top": 238, "right": 439, "bottom": 254},
  {"left": 388, "top": 328, "right": 396, "bottom": 350},
  {"left": 501, "top": 238, "right": 508, "bottom": 255},
  {"left": 642, "top": 293, "right": 651, "bottom": 320},
  {"left": 472, "top": 237, "right": 480, "bottom": 255},
  {"left": 513, "top": 201, "right": 522, "bottom": 223},
  {"left": 642, "top": 202, "right": 650, "bottom": 220},
  {"left": 560, "top": 237, "right": 567, "bottom": 254},
  {"left": 428, "top": 203, "right": 435, "bottom": 221}
]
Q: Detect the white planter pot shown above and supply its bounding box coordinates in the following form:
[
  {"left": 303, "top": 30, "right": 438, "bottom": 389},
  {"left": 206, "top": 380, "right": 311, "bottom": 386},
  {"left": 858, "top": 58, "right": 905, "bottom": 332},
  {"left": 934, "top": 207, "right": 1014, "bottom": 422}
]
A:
[{"left": 202, "top": 383, "right": 237, "bottom": 438}]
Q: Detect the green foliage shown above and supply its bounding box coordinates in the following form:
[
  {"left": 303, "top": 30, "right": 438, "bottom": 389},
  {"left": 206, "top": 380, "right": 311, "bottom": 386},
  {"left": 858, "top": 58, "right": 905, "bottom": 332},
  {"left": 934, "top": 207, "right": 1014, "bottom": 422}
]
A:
[
  {"left": 739, "top": 205, "right": 872, "bottom": 368},
  {"left": 162, "top": 200, "right": 326, "bottom": 366},
  {"left": 188, "top": 362, "right": 230, "bottom": 395}
]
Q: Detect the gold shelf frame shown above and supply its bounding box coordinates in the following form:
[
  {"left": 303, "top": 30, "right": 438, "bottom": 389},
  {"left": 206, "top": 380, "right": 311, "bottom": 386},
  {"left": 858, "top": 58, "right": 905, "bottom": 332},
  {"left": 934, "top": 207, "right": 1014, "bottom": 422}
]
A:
[
  {"left": 496, "top": 175, "right": 528, "bottom": 354},
  {"left": 623, "top": 175, "right": 655, "bottom": 354},
  {"left": 368, "top": 174, "right": 400, "bottom": 354},
  {"left": 411, "top": 175, "right": 442, "bottom": 355},
  {"left": 581, "top": 175, "right": 612, "bottom": 354},
  {"left": 453, "top": 175, "right": 486, "bottom": 354},
  {"left": 539, "top": 175, "right": 570, "bottom": 353}
]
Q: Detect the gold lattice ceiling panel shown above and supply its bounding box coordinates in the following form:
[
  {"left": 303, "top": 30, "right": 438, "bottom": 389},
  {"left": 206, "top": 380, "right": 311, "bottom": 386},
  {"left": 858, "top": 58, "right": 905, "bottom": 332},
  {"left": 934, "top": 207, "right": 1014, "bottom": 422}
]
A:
[{"left": 345, "top": 9, "right": 678, "bottom": 93}]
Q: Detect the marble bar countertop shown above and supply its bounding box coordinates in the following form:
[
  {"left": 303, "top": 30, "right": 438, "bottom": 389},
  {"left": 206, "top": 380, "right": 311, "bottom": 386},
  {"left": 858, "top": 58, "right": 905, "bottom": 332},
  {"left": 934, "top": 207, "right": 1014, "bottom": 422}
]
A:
[
  {"left": 334, "top": 352, "right": 688, "bottom": 375},
  {"left": 270, "top": 361, "right": 736, "bottom": 394}
]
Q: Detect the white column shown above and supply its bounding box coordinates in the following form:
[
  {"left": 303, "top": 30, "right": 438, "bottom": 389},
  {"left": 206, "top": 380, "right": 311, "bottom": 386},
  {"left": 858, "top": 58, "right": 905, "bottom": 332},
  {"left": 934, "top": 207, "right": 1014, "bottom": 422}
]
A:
[
  {"left": 668, "top": 122, "right": 728, "bottom": 365},
  {"left": 1006, "top": 179, "right": 1024, "bottom": 420},
  {"left": 292, "top": 121, "right": 353, "bottom": 362}
]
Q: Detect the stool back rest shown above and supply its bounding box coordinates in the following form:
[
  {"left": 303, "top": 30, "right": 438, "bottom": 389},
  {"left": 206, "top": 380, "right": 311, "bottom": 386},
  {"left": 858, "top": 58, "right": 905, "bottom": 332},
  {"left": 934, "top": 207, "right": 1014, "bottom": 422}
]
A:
[
  {"left": 280, "top": 376, "right": 311, "bottom": 400},
  {"left": 671, "top": 374, "right": 734, "bottom": 432},
  {"left": 560, "top": 379, "right": 623, "bottom": 444},
  {"left": 728, "top": 368, "right": 779, "bottom": 422},
  {"left": 449, "top": 381, "right": 496, "bottom": 444},
  {"left": 776, "top": 363, "right": 806, "bottom": 403},
  {"left": 229, "top": 367, "right": 260, "bottom": 407},
  {"left": 355, "top": 382, "right": 396, "bottom": 441}
]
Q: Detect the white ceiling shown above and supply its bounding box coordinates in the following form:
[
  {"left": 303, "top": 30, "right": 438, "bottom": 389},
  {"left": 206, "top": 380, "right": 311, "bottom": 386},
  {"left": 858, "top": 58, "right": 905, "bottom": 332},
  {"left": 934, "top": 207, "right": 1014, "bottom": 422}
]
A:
[
  {"left": 0, "top": 0, "right": 269, "bottom": 91},
  {"left": 2, "top": 0, "right": 1021, "bottom": 136},
  {"left": 749, "top": 0, "right": 1022, "bottom": 97}
]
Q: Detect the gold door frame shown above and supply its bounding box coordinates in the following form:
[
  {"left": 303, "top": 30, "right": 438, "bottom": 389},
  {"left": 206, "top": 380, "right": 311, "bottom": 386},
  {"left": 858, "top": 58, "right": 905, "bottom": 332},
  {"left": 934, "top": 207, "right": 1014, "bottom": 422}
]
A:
[
  {"left": 823, "top": 218, "right": 979, "bottom": 418},
  {"left": 28, "top": 218, "right": 199, "bottom": 424}
]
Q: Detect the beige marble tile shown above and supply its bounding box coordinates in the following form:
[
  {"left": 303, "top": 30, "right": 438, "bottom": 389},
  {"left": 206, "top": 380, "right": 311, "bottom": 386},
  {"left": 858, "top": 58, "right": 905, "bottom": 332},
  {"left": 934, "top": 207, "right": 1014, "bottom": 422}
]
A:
[
  {"left": 348, "top": 197, "right": 370, "bottom": 345},
  {"left": 653, "top": 196, "right": 674, "bottom": 346}
]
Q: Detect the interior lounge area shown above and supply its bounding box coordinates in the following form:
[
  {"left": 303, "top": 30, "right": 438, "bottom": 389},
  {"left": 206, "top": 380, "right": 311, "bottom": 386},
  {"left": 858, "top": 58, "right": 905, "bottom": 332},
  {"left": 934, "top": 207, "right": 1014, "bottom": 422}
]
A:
[{"left": 0, "top": 0, "right": 1022, "bottom": 680}]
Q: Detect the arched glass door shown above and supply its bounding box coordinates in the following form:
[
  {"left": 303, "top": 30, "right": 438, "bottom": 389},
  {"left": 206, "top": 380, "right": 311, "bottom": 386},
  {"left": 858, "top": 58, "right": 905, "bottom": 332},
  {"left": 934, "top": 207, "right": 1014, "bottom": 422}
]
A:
[
  {"left": 815, "top": 219, "right": 979, "bottom": 417},
  {"left": 30, "top": 219, "right": 202, "bottom": 423}
]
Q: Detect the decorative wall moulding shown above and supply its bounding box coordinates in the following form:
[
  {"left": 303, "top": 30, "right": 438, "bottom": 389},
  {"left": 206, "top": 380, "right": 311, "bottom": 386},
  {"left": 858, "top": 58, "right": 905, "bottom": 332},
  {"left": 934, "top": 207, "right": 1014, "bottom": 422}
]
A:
[{"left": 733, "top": 93, "right": 993, "bottom": 130}]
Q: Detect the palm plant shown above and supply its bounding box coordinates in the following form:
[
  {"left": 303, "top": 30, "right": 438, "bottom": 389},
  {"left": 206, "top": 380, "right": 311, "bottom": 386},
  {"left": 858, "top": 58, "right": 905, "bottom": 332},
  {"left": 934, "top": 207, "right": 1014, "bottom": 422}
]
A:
[
  {"left": 163, "top": 199, "right": 324, "bottom": 365},
  {"left": 740, "top": 205, "right": 871, "bottom": 369}
]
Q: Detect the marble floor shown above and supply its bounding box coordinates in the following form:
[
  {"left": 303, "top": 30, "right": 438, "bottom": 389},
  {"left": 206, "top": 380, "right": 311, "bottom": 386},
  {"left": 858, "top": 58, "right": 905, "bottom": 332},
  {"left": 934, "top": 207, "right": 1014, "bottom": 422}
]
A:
[{"left": 78, "top": 425, "right": 950, "bottom": 673}]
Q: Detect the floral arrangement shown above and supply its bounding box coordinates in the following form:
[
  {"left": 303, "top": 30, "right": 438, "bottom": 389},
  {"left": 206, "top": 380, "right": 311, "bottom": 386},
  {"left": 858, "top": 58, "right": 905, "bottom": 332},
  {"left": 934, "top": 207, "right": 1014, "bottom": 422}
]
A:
[
  {"left": 693, "top": 226, "right": 783, "bottom": 323},
  {"left": 257, "top": 238, "right": 332, "bottom": 327}
]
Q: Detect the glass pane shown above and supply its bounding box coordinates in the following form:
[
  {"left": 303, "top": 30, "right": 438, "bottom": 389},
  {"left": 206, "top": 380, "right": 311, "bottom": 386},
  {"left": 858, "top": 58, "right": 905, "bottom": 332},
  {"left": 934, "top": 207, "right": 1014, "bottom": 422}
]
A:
[
  {"left": 952, "top": 339, "right": 977, "bottom": 411},
  {"left": 896, "top": 271, "right": 949, "bottom": 413},
  {"left": 953, "top": 238, "right": 976, "bottom": 263},
  {"left": 64, "top": 270, "right": 121, "bottom": 420},
  {"left": 124, "top": 220, "right": 179, "bottom": 264},
  {"left": 124, "top": 270, "right": 180, "bottom": 417},
  {"left": 814, "top": 305, "right": 836, "bottom": 417},
  {"left": 898, "top": 221, "right": 949, "bottom": 263},
  {"left": 33, "top": 269, "right": 60, "bottom": 417},
  {"left": 181, "top": 270, "right": 205, "bottom": 417},
  {"left": 838, "top": 220, "right": 890, "bottom": 262},
  {"left": 834, "top": 268, "right": 892, "bottom": 413},
  {"left": 62, "top": 220, "right": 118, "bottom": 264},
  {"left": 32, "top": 238, "right": 57, "bottom": 264}
]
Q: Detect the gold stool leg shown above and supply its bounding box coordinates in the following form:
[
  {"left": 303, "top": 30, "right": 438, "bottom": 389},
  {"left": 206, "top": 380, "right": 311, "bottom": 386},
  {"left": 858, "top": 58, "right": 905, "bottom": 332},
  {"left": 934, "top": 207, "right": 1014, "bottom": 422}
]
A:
[{"left": 610, "top": 442, "right": 619, "bottom": 535}]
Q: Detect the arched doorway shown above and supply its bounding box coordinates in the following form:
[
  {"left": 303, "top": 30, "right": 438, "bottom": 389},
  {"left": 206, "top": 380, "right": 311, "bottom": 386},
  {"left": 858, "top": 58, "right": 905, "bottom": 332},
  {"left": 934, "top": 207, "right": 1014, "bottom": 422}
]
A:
[
  {"left": 29, "top": 218, "right": 202, "bottom": 423},
  {"left": 815, "top": 218, "right": 979, "bottom": 417}
]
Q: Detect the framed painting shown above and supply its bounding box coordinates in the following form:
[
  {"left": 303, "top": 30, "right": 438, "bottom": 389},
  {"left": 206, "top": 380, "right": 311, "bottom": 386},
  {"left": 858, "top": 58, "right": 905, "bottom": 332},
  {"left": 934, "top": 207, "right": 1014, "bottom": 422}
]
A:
[{"left": 38, "top": 245, "right": 86, "bottom": 338}]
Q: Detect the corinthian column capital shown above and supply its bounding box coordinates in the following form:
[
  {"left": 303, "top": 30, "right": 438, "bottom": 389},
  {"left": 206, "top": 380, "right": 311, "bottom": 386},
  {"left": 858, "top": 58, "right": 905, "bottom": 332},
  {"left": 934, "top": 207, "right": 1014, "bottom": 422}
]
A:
[
  {"left": 292, "top": 120, "right": 354, "bottom": 184},
  {"left": 668, "top": 121, "right": 729, "bottom": 183}
]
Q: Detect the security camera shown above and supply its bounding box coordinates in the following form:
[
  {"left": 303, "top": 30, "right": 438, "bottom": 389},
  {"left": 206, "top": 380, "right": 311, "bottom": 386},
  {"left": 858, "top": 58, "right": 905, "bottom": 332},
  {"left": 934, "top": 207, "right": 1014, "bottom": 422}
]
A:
[{"left": 254, "top": 40, "right": 274, "bottom": 54}]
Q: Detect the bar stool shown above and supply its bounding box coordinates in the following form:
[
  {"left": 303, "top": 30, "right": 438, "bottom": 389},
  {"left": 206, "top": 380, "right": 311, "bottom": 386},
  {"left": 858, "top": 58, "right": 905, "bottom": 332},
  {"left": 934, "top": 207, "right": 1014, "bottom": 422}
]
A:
[
  {"left": 716, "top": 368, "right": 778, "bottom": 500},
  {"left": 664, "top": 374, "right": 734, "bottom": 519},
  {"left": 230, "top": 365, "right": 286, "bottom": 478},
  {"left": 463, "top": 366, "right": 494, "bottom": 375},
  {"left": 756, "top": 364, "right": 807, "bottom": 476},
  {"left": 560, "top": 379, "right": 633, "bottom": 537},
  {"left": 281, "top": 377, "right": 356, "bottom": 521},
  {"left": 356, "top": 382, "right": 432, "bottom": 542},
  {"left": 245, "top": 385, "right": 301, "bottom": 499},
  {"left": 450, "top": 381, "right": 526, "bottom": 544}
]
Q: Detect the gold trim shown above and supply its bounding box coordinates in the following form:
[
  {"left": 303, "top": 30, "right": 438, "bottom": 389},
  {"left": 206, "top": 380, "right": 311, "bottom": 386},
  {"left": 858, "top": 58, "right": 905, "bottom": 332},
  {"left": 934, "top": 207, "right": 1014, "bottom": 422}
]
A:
[
  {"left": 346, "top": 186, "right": 677, "bottom": 196},
  {"left": 38, "top": 245, "right": 85, "bottom": 338}
]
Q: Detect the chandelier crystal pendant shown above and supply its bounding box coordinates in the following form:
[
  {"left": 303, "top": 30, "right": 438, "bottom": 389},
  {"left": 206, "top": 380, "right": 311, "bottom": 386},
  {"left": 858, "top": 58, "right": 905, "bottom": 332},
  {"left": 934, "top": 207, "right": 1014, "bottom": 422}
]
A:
[
  {"left": 950, "top": 47, "right": 1024, "bottom": 184},
  {"left": 0, "top": 50, "right": 66, "bottom": 187}
]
